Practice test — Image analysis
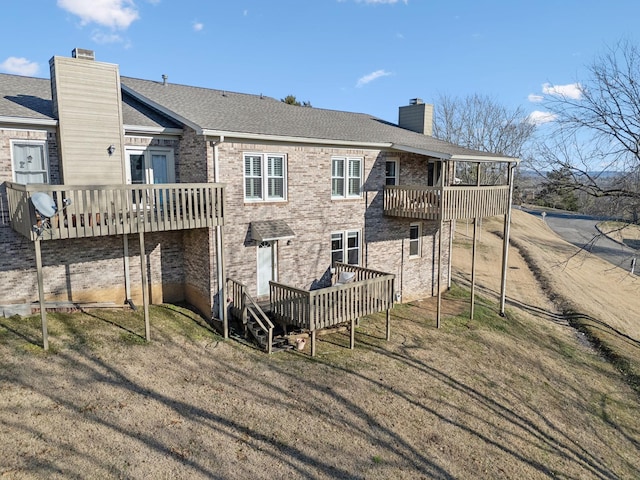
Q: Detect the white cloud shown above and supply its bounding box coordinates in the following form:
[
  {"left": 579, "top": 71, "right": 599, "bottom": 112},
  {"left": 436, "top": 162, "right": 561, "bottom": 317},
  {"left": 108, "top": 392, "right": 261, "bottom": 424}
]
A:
[
  {"left": 0, "top": 57, "right": 39, "bottom": 76},
  {"left": 193, "top": 21, "right": 204, "bottom": 31},
  {"left": 91, "top": 31, "right": 124, "bottom": 43},
  {"left": 542, "top": 82, "right": 582, "bottom": 100},
  {"left": 528, "top": 110, "right": 557, "bottom": 125},
  {"left": 356, "top": 69, "right": 392, "bottom": 87},
  {"left": 528, "top": 93, "right": 543, "bottom": 103},
  {"left": 57, "top": 0, "right": 139, "bottom": 29}
]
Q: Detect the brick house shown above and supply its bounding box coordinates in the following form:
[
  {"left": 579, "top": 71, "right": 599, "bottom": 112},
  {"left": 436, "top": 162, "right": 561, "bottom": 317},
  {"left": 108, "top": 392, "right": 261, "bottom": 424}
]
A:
[{"left": 1, "top": 50, "right": 518, "bottom": 351}]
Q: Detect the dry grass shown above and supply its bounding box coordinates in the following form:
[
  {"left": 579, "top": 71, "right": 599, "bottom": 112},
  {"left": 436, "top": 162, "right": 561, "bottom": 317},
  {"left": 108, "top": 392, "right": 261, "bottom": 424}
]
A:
[
  {"left": 598, "top": 221, "right": 640, "bottom": 249},
  {"left": 0, "top": 210, "right": 639, "bottom": 479}
]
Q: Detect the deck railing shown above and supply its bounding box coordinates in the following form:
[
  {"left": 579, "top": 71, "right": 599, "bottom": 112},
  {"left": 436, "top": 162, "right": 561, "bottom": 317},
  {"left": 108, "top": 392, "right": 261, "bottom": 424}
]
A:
[
  {"left": 6, "top": 182, "right": 225, "bottom": 241},
  {"left": 227, "top": 278, "right": 274, "bottom": 353},
  {"left": 270, "top": 263, "right": 395, "bottom": 333},
  {"left": 384, "top": 185, "right": 511, "bottom": 221}
]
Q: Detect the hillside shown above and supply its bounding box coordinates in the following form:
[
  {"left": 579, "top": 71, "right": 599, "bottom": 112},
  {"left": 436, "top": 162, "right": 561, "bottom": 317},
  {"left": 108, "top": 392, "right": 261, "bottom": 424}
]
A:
[{"left": 0, "top": 210, "right": 638, "bottom": 479}]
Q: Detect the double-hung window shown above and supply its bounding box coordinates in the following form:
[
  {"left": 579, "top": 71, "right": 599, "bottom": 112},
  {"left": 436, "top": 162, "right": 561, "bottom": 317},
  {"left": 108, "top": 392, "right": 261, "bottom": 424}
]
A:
[
  {"left": 409, "top": 223, "right": 421, "bottom": 258},
  {"left": 12, "top": 140, "right": 48, "bottom": 184},
  {"left": 332, "top": 156, "right": 362, "bottom": 198},
  {"left": 385, "top": 159, "right": 398, "bottom": 186},
  {"left": 244, "top": 153, "right": 286, "bottom": 202},
  {"left": 331, "top": 230, "right": 360, "bottom": 266}
]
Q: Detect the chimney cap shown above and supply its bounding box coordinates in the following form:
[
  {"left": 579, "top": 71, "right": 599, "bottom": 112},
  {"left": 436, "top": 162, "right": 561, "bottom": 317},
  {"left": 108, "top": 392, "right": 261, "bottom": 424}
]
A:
[
  {"left": 72, "top": 48, "right": 95, "bottom": 61},
  {"left": 409, "top": 98, "right": 424, "bottom": 105}
]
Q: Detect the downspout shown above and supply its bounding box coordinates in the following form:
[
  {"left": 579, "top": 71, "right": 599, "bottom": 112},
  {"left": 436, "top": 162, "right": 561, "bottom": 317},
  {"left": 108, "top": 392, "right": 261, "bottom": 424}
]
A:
[
  {"left": 499, "top": 161, "right": 517, "bottom": 316},
  {"left": 212, "top": 136, "right": 228, "bottom": 338}
]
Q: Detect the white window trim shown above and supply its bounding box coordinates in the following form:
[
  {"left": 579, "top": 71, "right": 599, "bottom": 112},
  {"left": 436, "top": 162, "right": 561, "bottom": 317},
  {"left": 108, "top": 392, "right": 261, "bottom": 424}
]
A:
[
  {"left": 331, "top": 156, "right": 363, "bottom": 199},
  {"left": 409, "top": 222, "right": 422, "bottom": 258},
  {"left": 385, "top": 158, "right": 399, "bottom": 186},
  {"left": 331, "top": 229, "right": 361, "bottom": 266},
  {"left": 243, "top": 152, "right": 287, "bottom": 203},
  {"left": 11, "top": 139, "right": 49, "bottom": 184},
  {"left": 125, "top": 146, "right": 175, "bottom": 184}
]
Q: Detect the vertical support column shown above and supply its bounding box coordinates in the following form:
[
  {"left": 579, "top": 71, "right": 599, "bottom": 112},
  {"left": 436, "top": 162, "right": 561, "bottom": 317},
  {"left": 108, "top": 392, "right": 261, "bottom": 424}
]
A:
[
  {"left": 470, "top": 218, "right": 478, "bottom": 319},
  {"left": 447, "top": 220, "right": 454, "bottom": 289},
  {"left": 500, "top": 163, "right": 516, "bottom": 316},
  {"left": 436, "top": 219, "right": 443, "bottom": 329},
  {"left": 385, "top": 308, "right": 391, "bottom": 341},
  {"left": 34, "top": 239, "right": 48, "bottom": 351},
  {"left": 310, "top": 330, "right": 317, "bottom": 357},
  {"left": 350, "top": 317, "right": 355, "bottom": 349},
  {"left": 139, "top": 231, "right": 150, "bottom": 341},
  {"left": 217, "top": 225, "right": 228, "bottom": 339},
  {"left": 123, "top": 234, "right": 131, "bottom": 303}
]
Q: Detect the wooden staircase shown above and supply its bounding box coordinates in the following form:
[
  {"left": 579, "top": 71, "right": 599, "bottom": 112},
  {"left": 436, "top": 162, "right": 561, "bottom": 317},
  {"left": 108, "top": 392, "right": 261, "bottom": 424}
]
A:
[{"left": 227, "top": 278, "right": 293, "bottom": 354}]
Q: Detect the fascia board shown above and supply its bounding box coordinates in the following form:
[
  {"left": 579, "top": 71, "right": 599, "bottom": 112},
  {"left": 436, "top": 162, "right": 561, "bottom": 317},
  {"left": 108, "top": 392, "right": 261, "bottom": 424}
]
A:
[
  {"left": 390, "top": 143, "right": 451, "bottom": 159},
  {"left": 451, "top": 154, "right": 521, "bottom": 163},
  {"left": 123, "top": 124, "right": 183, "bottom": 135},
  {"left": 0, "top": 116, "right": 57, "bottom": 127},
  {"left": 201, "top": 129, "right": 392, "bottom": 148}
]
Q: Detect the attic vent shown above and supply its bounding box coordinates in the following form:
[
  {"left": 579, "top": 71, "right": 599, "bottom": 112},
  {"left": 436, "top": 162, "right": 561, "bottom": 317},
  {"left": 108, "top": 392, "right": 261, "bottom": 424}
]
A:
[{"left": 71, "top": 48, "right": 95, "bottom": 61}]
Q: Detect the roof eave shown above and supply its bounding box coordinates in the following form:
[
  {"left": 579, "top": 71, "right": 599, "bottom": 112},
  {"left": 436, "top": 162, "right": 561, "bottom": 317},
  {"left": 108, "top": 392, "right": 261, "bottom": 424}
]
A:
[
  {"left": 451, "top": 154, "right": 520, "bottom": 163},
  {"left": 201, "top": 129, "right": 392, "bottom": 148},
  {"left": 0, "top": 115, "right": 57, "bottom": 127},
  {"left": 124, "top": 124, "right": 183, "bottom": 136}
]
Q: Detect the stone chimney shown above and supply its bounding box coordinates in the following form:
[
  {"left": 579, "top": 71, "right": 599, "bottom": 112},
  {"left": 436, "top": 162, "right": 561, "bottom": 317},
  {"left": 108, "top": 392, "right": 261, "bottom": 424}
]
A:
[{"left": 398, "top": 98, "right": 433, "bottom": 136}]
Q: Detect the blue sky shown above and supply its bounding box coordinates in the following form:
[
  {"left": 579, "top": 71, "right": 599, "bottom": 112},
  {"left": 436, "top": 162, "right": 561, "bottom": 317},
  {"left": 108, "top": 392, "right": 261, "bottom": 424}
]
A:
[{"left": 2, "top": 0, "right": 640, "bottom": 125}]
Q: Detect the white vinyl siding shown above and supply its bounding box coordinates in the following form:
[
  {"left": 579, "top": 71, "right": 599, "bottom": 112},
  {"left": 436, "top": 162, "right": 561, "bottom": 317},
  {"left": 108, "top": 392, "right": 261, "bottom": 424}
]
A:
[
  {"left": 244, "top": 153, "right": 286, "bottom": 202},
  {"left": 12, "top": 141, "right": 48, "bottom": 184},
  {"left": 331, "top": 230, "right": 360, "bottom": 266},
  {"left": 332, "top": 156, "right": 362, "bottom": 198}
]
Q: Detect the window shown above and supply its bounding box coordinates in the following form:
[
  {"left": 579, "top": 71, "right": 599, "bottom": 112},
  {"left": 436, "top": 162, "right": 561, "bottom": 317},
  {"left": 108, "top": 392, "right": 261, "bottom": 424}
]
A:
[
  {"left": 331, "top": 230, "right": 360, "bottom": 266},
  {"left": 427, "top": 161, "right": 442, "bottom": 187},
  {"left": 244, "top": 153, "right": 286, "bottom": 201},
  {"left": 385, "top": 159, "right": 398, "bottom": 186},
  {"left": 332, "top": 156, "right": 362, "bottom": 198},
  {"left": 409, "top": 223, "right": 421, "bottom": 258},
  {"left": 125, "top": 147, "right": 175, "bottom": 185},
  {"left": 12, "top": 140, "right": 48, "bottom": 184}
]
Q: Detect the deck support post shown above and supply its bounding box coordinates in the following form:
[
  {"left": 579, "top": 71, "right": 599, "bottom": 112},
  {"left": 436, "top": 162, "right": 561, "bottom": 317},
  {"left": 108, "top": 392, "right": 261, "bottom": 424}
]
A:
[
  {"left": 139, "top": 230, "right": 150, "bottom": 341},
  {"left": 34, "top": 239, "right": 48, "bottom": 351},
  {"left": 350, "top": 317, "right": 355, "bottom": 350},
  {"left": 499, "top": 163, "right": 517, "bottom": 316},
  {"left": 123, "top": 234, "right": 132, "bottom": 304},
  {"left": 436, "top": 219, "right": 443, "bottom": 329},
  {"left": 217, "top": 225, "right": 228, "bottom": 339},
  {"left": 385, "top": 308, "right": 391, "bottom": 341},
  {"left": 310, "top": 330, "right": 317, "bottom": 357},
  {"left": 470, "top": 217, "right": 478, "bottom": 320}
]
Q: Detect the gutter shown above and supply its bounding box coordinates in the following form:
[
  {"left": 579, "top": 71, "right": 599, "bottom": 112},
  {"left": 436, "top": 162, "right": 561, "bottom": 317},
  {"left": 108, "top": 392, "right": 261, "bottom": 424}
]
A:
[{"left": 0, "top": 116, "right": 58, "bottom": 127}]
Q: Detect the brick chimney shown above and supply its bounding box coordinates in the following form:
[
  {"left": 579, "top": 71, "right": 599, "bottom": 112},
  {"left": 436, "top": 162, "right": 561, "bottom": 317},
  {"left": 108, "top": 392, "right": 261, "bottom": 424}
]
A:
[{"left": 398, "top": 98, "right": 433, "bottom": 136}]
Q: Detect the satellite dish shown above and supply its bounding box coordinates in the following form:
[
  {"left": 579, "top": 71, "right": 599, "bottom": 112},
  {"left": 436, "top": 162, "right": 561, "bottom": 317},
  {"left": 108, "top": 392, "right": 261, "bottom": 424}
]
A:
[{"left": 31, "top": 192, "right": 57, "bottom": 218}]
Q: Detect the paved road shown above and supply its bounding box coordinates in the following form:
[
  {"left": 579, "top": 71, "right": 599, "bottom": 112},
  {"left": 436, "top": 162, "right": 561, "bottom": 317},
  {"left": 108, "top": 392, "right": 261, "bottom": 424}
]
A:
[{"left": 520, "top": 208, "right": 639, "bottom": 274}]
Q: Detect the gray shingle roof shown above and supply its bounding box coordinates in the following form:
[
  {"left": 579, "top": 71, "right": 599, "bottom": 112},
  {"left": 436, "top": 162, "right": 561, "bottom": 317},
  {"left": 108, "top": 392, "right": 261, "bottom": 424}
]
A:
[
  {"left": 0, "top": 73, "right": 179, "bottom": 129},
  {"left": 0, "top": 74, "right": 54, "bottom": 121},
  {"left": 121, "top": 77, "right": 510, "bottom": 160}
]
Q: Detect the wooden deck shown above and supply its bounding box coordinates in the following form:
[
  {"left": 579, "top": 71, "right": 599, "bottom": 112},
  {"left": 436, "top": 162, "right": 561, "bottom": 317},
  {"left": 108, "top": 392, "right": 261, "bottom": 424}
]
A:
[
  {"left": 6, "top": 182, "right": 225, "bottom": 241},
  {"left": 383, "top": 185, "right": 511, "bottom": 221},
  {"left": 270, "top": 264, "right": 394, "bottom": 355}
]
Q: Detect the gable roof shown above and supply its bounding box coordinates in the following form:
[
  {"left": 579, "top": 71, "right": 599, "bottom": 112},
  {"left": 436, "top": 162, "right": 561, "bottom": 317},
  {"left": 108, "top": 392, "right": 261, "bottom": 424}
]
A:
[
  {"left": 121, "top": 77, "right": 517, "bottom": 162},
  {"left": 0, "top": 73, "right": 180, "bottom": 131}
]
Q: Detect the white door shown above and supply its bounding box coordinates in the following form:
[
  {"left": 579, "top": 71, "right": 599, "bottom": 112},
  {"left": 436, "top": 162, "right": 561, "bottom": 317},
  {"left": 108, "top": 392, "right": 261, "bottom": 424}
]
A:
[{"left": 257, "top": 241, "right": 276, "bottom": 297}]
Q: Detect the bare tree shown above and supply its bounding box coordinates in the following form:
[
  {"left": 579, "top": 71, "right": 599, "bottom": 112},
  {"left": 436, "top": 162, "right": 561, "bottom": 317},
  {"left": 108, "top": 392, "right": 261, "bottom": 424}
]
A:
[
  {"left": 538, "top": 40, "right": 640, "bottom": 219},
  {"left": 433, "top": 93, "right": 536, "bottom": 185}
]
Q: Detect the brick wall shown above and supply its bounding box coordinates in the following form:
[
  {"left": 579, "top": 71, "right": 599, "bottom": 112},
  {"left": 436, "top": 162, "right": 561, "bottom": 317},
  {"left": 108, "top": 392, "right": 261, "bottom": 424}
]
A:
[{"left": 215, "top": 140, "right": 450, "bottom": 301}]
